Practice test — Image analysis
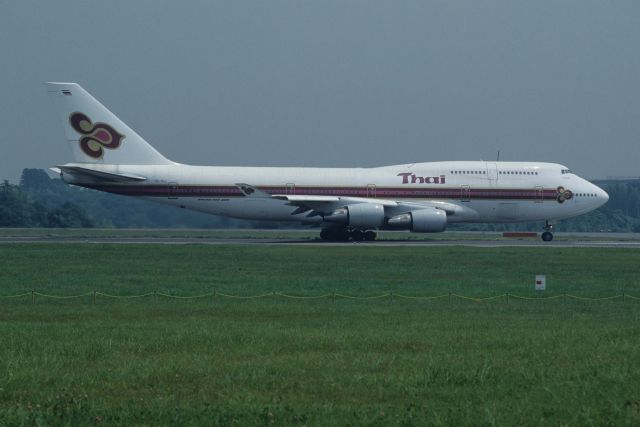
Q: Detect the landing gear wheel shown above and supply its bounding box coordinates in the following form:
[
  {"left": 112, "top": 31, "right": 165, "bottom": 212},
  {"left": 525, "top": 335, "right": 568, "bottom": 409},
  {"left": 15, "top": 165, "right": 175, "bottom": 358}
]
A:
[
  {"left": 322, "top": 228, "right": 376, "bottom": 242},
  {"left": 351, "top": 229, "right": 364, "bottom": 241},
  {"left": 541, "top": 231, "right": 553, "bottom": 242},
  {"left": 320, "top": 228, "right": 350, "bottom": 241},
  {"left": 364, "top": 230, "right": 377, "bottom": 241},
  {"left": 337, "top": 229, "right": 350, "bottom": 241}
]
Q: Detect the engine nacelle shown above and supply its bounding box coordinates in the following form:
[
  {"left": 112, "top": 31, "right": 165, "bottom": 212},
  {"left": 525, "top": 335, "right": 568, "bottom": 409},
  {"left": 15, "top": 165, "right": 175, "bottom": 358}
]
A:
[
  {"left": 324, "top": 203, "right": 385, "bottom": 228},
  {"left": 388, "top": 208, "right": 447, "bottom": 232}
]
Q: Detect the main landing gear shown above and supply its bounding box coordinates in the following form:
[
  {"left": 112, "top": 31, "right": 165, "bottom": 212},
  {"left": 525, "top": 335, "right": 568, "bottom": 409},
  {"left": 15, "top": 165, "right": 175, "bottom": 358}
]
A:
[
  {"left": 320, "top": 227, "right": 377, "bottom": 242},
  {"left": 541, "top": 220, "right": 554, "bottom": 242}
]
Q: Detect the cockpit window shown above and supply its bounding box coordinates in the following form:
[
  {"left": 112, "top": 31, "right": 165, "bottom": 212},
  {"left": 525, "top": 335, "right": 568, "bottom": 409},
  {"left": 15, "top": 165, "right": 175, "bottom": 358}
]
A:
[{"left": 561, "top": 169, "right": 572, "bottom": 174}]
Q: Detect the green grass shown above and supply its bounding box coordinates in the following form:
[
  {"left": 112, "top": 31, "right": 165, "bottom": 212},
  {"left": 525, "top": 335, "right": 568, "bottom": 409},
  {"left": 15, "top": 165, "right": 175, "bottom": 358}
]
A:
[
  {"left": 0, "top": 244, "right": 639, "bottom": 425},
  {"left": 0, "top": 227, "right": 319, "bottom": 240},
  {"left": 1, "top": 227, "right": 637, "bottom": 241}
]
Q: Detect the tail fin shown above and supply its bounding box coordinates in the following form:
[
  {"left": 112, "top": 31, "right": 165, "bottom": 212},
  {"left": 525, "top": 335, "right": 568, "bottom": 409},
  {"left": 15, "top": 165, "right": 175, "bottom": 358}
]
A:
[{"left": 45, "top": 82, "right": 173, "bottom": 165}]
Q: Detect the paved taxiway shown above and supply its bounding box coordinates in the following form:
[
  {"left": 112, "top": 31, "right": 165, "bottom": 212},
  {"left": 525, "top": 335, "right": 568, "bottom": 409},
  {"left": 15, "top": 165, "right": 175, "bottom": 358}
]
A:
[{"left": 1, "top": 236, "right": 640, "bottom": 248}]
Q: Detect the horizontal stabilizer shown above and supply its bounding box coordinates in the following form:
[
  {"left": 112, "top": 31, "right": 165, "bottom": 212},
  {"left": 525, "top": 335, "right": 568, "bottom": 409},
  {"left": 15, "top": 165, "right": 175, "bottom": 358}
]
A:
[{"left": 58, "top": 165, "right": 147, "bottom": 182}]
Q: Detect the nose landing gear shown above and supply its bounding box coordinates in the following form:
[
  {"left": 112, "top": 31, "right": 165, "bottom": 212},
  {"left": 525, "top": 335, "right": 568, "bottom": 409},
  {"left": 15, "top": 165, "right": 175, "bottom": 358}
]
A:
[{"left": 541, "top": 220, "right": 554, "bottom": 242}]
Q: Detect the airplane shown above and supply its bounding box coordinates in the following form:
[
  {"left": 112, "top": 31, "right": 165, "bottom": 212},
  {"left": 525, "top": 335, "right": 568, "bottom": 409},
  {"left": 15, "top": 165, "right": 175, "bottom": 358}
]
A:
[{"left": 45, "top": 82, "right": 609, "bottom": 242}]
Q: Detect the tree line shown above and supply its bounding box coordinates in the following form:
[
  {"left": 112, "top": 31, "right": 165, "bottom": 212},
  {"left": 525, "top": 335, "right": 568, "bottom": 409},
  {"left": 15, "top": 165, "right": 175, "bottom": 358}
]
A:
[
  {"left": 1, "top": 169, "right": 639, "bottom": 232},
  {"left": 0, "top": 179, "right": 93, "bottom": 228},
  {"left": 1, "top": 169, "right": 247, "bottom": 228}
]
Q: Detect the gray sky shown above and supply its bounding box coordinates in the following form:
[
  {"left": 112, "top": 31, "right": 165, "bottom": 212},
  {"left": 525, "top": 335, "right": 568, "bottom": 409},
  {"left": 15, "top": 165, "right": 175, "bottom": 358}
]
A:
[{"left": 1, "top": 1, "right": 639, "bottom": 182}]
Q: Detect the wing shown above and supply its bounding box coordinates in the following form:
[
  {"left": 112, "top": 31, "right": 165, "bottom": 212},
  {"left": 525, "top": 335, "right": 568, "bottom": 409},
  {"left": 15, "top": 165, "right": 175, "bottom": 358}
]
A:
[
  {"left": 233, "top": 183, "right": 479, "bottom": 224},
  {"left": 272, "top": 195, "right": 400, "bottom": 217},
  {"left": 271, "top": 194, "right": 477, "bottom": 219}
]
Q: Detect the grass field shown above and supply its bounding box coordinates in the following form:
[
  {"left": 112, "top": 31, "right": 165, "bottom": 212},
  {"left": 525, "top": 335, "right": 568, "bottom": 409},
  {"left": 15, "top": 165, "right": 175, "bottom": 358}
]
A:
[
  {"left": 1, "top": 227, "right": 638, "bottom": 241},
  {"left": 1, "top": 243, "right": 639, "bottom": 425}
]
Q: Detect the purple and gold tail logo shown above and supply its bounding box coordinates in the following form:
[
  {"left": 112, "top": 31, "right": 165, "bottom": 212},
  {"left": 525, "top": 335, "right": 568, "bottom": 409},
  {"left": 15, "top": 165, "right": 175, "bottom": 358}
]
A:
[{"left": 69, "top": 112, "right": 124, "bottom": 159}]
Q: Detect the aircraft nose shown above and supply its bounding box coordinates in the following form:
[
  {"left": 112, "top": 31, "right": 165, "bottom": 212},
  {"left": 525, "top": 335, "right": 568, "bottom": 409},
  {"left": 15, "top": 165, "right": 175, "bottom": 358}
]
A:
[{"left": 594, "top": 184, "right": 609, "bottom": 206}]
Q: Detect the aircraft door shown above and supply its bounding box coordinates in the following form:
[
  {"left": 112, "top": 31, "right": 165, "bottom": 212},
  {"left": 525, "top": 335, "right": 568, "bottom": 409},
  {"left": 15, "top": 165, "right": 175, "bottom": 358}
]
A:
[
  {"left": 286, "top": 183, "right": 295, "bottom": 195},
  {"left": 367, "top": 184, "right": 376, "bottom": 198},
  {"left": 534, "top": 186, "right": 544, "bottom": 203},
  {"left": 168, "top": 182, "right": 179, "bottom": 200},
  {"left": 460, "top": 185, "right": 470, "bottom": 202},
  {"left": 487, "top": 163, "right": 498, "bottom": 181}
]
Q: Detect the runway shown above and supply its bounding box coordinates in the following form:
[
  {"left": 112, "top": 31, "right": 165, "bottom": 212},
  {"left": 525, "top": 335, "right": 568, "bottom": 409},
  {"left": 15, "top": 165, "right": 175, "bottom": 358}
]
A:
[{"left": 2, "top": 235, "right": 640, "bottom": 248}]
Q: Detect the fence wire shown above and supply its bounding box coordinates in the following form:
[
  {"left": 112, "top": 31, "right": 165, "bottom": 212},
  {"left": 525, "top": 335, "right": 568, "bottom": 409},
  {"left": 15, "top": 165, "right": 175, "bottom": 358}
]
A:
[{"left": 0, "top": 291, "right": 638, "bottom": 303}]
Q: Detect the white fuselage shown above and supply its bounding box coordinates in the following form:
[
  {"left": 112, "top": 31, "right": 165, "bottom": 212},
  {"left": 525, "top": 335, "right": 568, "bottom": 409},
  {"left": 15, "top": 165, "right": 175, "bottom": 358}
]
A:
[{"left": 63, "top": 160, "right": 608, "bottom": 226}]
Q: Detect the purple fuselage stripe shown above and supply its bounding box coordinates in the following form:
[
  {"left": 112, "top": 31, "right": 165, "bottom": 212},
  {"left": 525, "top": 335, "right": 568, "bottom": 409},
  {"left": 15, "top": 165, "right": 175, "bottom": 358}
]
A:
[{"left": 82, "top": 184, "right": 561, "bottom": 200}]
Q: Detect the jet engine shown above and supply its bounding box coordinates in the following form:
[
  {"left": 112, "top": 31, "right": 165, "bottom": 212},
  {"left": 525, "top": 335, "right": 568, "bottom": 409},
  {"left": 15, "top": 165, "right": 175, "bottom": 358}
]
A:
[
  {"left": 387, "top": 208, "right": 447, "bottom": 232},
  {"left": 323, "top": 203, "right": 385, "bottom": 228}
]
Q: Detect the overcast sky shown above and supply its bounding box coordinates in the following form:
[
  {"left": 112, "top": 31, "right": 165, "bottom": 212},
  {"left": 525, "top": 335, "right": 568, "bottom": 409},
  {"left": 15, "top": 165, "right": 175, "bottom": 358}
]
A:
[{"left": 1, "top": 1, "right": 639, "bottom": 182}]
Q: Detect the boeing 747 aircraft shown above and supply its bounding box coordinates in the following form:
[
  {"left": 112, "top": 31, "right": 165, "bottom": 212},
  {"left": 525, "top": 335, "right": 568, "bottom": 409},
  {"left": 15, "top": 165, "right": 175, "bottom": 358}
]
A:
[{"left": 45, "top": 83, "right": 608, "bottom": 241}]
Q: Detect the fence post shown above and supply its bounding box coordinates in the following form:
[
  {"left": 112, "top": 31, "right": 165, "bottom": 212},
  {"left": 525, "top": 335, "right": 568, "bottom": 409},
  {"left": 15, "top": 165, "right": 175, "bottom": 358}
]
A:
[
  {"left": 32, "top": 290, "right": 35, "bottom": 305},
  {"left": 390, "top": 291, "right": 394, "bottom": 303}
]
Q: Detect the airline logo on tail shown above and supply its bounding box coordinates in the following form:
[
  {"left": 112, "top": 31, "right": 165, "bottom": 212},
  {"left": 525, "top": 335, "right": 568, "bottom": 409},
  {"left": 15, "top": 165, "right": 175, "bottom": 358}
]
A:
[{"left": 69, "top": 112, "right": 125, "bottom": 159}]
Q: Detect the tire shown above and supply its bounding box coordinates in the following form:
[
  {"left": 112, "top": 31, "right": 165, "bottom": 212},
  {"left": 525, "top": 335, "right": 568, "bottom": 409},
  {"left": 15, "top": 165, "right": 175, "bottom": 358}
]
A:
[
  {"left": 364, "top": 230, "right": 377, "bottom": 241},
  {"left": 541, "top": 231, "right": 553, "bottom": 242},
  {"left": 351, "top": 229, "right": 364, "bottom": 241},
  {"left": 321, "top": 228, "right": 348, "bottom": 241},
  {"left": 336, "top": 229, "right": 350, "bottom": 241}
]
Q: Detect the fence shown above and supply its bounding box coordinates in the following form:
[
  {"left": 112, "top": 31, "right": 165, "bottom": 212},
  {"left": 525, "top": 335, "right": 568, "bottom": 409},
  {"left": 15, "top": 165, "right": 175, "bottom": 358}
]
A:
[{"left": 0, "top": 291, "right": 639, "bottom": 304}]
